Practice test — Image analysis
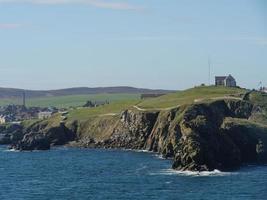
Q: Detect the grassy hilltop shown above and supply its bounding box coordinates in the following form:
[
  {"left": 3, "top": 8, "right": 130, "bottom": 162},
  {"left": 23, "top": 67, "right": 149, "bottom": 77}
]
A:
[
  {"left": 138, "top": 86, "right": 247, "bottom": 109},
  {"left": 65, "top": 86, "right": 249, "bottom": 121},
  {"left": 22, "top": 86, "right": 267, "bottom": 128}
]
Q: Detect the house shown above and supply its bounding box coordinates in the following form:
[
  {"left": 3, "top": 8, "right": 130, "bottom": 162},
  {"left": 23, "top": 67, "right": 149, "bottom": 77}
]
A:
[
  {"left": 0, "top": 115, "right": 6, "bottom": 124},
  {"left": 38, "top": 111, "right": 53, "bottom": 120},
  {"left": 260, "top": 87, "right": 267, "bottom": 93},
  {"left": 215, "top": 74, "right": 237, "bottom": 87}
]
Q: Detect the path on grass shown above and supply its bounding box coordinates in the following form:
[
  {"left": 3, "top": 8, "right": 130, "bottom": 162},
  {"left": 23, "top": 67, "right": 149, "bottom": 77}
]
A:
[
  {"left": 133, "top": 105, "right": 180, "bottom": 112},
  {"left": 134, "top": 96, "right": 242, "bottom": 112}
]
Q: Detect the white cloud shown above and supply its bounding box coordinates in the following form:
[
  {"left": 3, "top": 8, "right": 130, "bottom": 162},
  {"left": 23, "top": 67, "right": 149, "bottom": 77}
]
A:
[
  {"left": 0, "top": 23, "right": 22, "bottom": 29},
  {"left": 0, "top": 0, "right": 143, "bottom": 11}
]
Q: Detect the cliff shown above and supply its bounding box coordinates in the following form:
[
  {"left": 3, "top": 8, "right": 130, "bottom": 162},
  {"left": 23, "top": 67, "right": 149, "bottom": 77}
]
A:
[{"left": 2, "top": 88, "right": 267, "bottom": 172}]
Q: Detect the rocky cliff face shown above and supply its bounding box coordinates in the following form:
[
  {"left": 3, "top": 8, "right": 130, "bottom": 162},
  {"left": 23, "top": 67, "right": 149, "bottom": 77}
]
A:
[
  {"left": 0, "top": 124, "right": 23, "bottom": 145},
  {"left": 101, "top": 110, "right": 159, "bottom": 149},
  {"left": 6, "top": 119, "right": 76, "bottom": 151},
  {"left": 5, "top": 98, "right": 267, "bottom": 171}
]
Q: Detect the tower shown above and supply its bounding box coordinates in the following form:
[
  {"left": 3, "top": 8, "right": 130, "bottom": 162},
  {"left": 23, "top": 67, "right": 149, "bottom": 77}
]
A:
[
  {"left": 208, "top": 57, "right": 211, "bottom": 86},
  {"left": 22, "top": 91, "right": 26, "bottom": 107}
]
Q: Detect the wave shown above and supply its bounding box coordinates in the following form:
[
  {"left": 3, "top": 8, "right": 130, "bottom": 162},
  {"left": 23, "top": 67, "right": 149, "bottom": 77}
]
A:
[
  {"left": 133, "top": 149, "right": 152, "bottom": 153},
  {"left": 123, "top": 149, "right": 153, "bottom": 153},
  {"left": 4, "top": 148, "right": 19, "bottom": 152},
  {"left": 150, "top": 169, "right": 235, "bottom": 177},
  {"left": 154, "top": 154, "right": 165, "bottom": 159}
]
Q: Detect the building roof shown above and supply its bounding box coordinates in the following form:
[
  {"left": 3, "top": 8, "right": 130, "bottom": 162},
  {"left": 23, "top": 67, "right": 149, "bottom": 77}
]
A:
[
  {"left": 226, "top": 74, "right": 235, "bottom": 80},
  {"left": 215, "top": 76, "right": 227, "bottom": 81},
  {"left": 38, "top": 111, "right": 52, "bottom": 115}
]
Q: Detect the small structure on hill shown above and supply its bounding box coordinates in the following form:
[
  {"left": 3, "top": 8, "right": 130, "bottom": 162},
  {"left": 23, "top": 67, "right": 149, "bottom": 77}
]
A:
[
  {"left": 0, "top": 115, "right": 6, "bottom": 124},
  {"left": 83, "top": 100, "right": 109, "bottom": 108},
  {"left": 38, "top": 111, "right": 53, "bottom": 120},
  {"left": 141, "top": 93, "right": 166, "bottom": 100},
  {"left": 260, "top": 87, "right": 267, "bottom": 93},
  {"left": 215, "top": 75, "right": 237, "bottom": 87}
]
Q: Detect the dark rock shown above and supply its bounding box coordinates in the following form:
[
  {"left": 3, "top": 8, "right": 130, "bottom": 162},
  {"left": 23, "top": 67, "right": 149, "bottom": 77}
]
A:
[
  {"left": 10, "top": 122, "right": 76, "bottom": 151},
  {"left": 0, "top": 124, "right": 23, "bottom": 145}
]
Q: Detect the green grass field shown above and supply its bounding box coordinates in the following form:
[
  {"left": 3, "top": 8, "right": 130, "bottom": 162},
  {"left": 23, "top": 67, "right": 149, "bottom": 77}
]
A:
[
  {"left": 67, "top": 99, "right": 140, "bottom": 121},
  {"left": 15, "top": 86, "right": 267, "bottom": 132},
  {"left": 65, "top": 86, "right": 249, "bottom": 122},
  {"left": 0, "top": 93, "right": 141, "bottom": 108},
  {"left": 138, "top": 86, "right": 247, "bottom": 109},
  {"left": 2, "top": 86, "right": 258, "bottom": 124}
]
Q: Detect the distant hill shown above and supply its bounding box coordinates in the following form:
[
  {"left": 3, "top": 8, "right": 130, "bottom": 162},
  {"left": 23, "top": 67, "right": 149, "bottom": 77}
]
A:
[{"left": 0, "top": 87, "right": 175, "bottom": 99}]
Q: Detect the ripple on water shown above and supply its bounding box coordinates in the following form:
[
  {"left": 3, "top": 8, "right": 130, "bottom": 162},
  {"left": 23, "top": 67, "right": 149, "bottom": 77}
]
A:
[{"left": 150, "top": 169, "right": 236, "bottom": 177}]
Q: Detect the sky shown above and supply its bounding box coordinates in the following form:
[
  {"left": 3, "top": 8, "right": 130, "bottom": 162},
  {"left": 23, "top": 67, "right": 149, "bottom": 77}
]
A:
[{"left": 0, "top": 0, "right": 266, "bottom": 90}]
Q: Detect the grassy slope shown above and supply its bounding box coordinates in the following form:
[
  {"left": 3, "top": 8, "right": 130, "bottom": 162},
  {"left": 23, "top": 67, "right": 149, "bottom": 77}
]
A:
[
  {"left": 65, "top": 86, "right": 248, "bottom": 122},
  {"left": 138, "top": 86, "right": 247, "bottom": 109},
  {"left": 67, "top": 100, "right": 140, "bottom": 121},
  {"left": 21, "top": 86, "right": 267, "bottom": 142},
  {"left": 0, "top": 93, "right": 140, "bottom": 108}
]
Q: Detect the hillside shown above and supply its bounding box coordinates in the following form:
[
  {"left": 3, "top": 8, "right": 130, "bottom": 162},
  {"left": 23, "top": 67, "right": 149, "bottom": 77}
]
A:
[
  {"left": 0, "top": 86, "right": 174, "bottom": 99},
  {"left": 3, "top": 86, "right": 267, "bottom": 172},
  {"left": 137, "top": 86, "right": 247, "bottom": 109}
]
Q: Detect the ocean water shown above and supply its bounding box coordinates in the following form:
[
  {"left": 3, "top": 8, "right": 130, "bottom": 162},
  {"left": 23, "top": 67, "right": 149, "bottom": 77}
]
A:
[{"left": 0, "top": 146, "right": 267, "bottom": 200}]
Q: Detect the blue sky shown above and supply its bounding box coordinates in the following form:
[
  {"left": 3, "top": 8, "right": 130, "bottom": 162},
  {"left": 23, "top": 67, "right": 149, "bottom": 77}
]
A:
[{"left": 0, "top": 0, "right": 266, "bottom": 90}]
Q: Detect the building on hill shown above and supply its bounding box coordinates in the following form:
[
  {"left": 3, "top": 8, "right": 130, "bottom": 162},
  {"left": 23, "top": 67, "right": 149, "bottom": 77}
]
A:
[
  {"left": 260, "top": 87, "right": 267, "bottom": 93},
  {"left": 0, "top": 115, "right": 6, "bottom": 124},
  {"left": 215, "top": 75, "right": 237, "bottom": 87},
  {"left": 38, "top": 111, "right": 53, "bottom": 120}
]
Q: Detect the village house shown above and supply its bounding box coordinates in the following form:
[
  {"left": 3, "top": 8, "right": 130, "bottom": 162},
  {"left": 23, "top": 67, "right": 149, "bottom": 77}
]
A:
[
  {"left": 38, "top": 111, "right": 53, "bottom": 120},
  {"left": 0, "top": 115, "right": 6, "bottom": 124},
  {"left": 260, "top": 87, "right": 267, "bottom": 93},
  {"left": 215, "top": 74, "right": 237, "bottom": 87}
]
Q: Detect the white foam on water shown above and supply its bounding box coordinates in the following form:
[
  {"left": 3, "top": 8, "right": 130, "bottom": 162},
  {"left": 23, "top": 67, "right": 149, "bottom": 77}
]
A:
[
  {"left": 150, "top": 168, "right": 235, "bottom": 177},
  {"left": 135, "top": 164, "right": 148, "bottom": 172},
  {"left": 123, "top": 149, "right": 153, "bottom": 154},
  {"left": 133, "top": 149, "right": 151, "bottom": 153},
  {"left": 4, "top": 148, "right": 19, "bottom": 152},
  {"left": 154, "top": 154, "right": 165, "bottom": 159}
]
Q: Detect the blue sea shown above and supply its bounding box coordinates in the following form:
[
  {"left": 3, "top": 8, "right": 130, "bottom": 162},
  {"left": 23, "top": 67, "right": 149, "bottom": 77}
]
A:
[{"left": 0, "top": 146, "right": 267, "bottom": 200}]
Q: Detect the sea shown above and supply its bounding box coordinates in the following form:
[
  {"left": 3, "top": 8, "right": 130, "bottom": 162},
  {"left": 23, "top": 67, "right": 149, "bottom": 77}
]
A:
[{"left": 0, "top": 145, "right": 267, "bottom": 200}]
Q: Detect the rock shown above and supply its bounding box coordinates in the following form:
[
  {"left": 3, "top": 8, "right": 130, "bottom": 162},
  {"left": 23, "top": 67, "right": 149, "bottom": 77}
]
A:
[
  {"left": 11, "top": 133, "right": 51, "bottom": 151},
  {"left": 10, "top": 122, "right": 76, "bottom": 151},
  {"left": 0, "top": 124, "right": 23, "bottom": 145}
]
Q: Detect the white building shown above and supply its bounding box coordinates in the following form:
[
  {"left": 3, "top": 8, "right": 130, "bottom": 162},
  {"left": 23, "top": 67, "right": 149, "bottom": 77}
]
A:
[
  {"left": 215, "top": 74, "right": 237, "bottom": 87},
  {"left": 0, "top": 116, "right": 6, "bottom": 124},
  {"left": 38, "top": 112, "right": 53, "bottom": 120},
  {"left": 260, "top": 87, "right": 267, "bottom": 93}
]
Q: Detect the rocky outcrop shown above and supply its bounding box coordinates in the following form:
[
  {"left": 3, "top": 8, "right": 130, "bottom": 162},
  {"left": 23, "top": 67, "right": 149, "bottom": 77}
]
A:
[
  {"left": 0, "top": 124, "right": 23, "bottom": 145},
  {"left": 10, "top": 121, "right": 76, "bottom": 151},
  {"left": 98, "top": 110, "right": 159, "bottom": 149},
  {"left": 172, "top": 100, "right": 267, "bottom": 171}
]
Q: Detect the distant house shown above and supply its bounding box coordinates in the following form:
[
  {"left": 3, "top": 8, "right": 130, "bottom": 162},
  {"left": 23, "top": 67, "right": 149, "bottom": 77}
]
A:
[
  {"left": 215, "top": 75, "right": 237, "bottom": 87},
  {"left": 38, "top": 111, "right": 53, "bottom": 120},
  {"left": 0, "top": 115, "right": 6, "bottom": 124},
  {"left": 260, "top": 87, "right": 267, "bottom": 93}
]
